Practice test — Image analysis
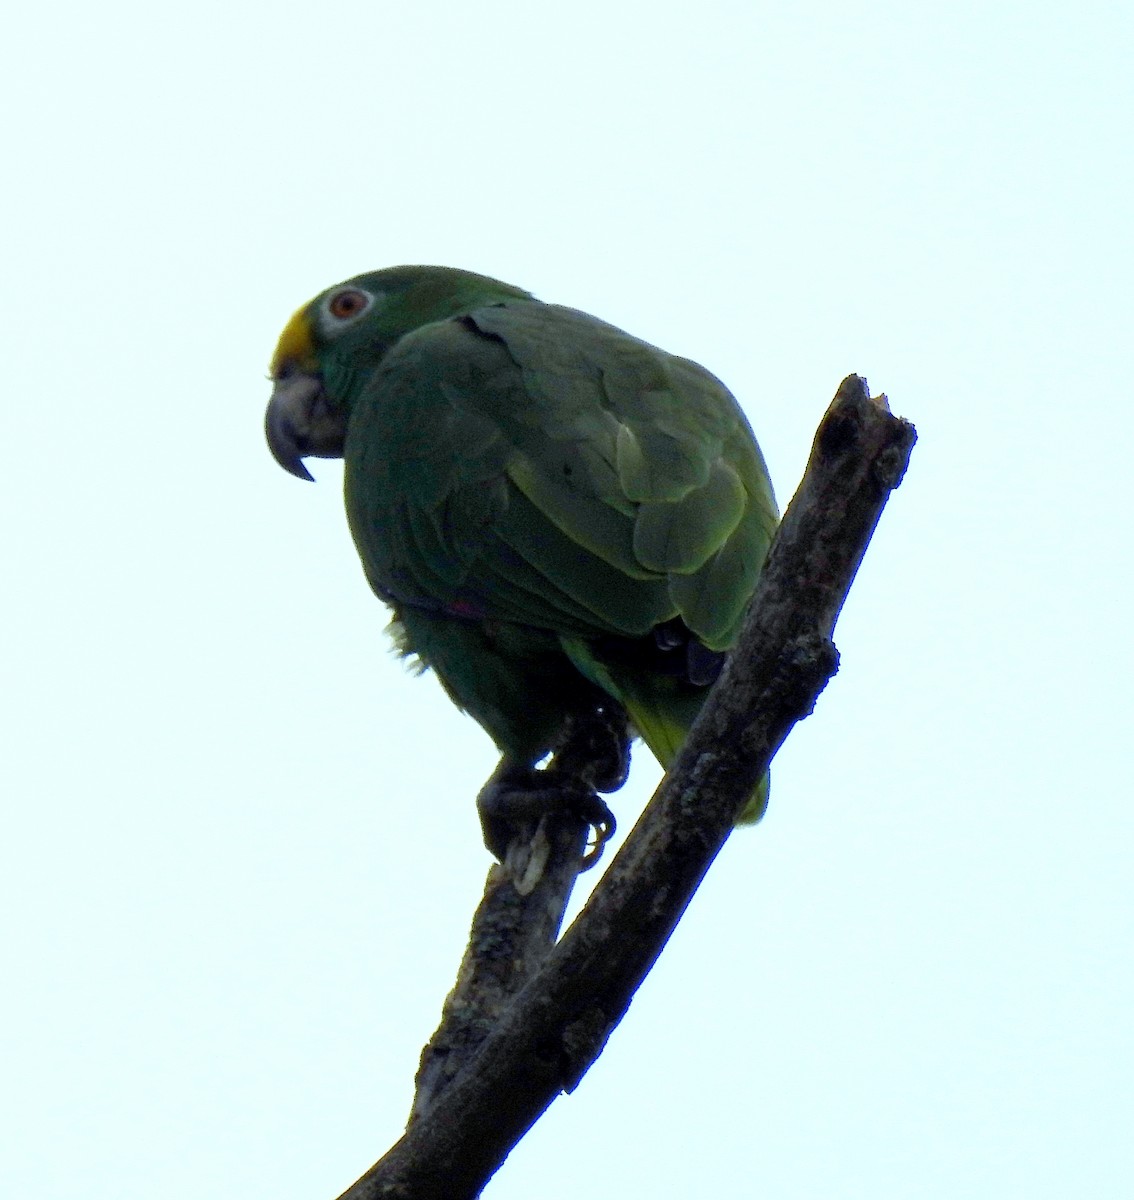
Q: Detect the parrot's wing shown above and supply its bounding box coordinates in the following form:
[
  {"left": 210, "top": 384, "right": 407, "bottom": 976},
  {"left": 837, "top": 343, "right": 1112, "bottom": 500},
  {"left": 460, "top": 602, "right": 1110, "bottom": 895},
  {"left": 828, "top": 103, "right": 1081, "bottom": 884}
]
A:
[
  {"left": 345, "top": 302, "right": 777, "bottom": 648},
  {"left": 474, "top": 302, "right": 779, "bottom": 647}
]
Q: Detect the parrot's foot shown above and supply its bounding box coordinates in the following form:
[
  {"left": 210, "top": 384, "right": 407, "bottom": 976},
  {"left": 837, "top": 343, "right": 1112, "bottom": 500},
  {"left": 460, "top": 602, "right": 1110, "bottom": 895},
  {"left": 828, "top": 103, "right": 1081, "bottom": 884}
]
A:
[
  {"left": 477, "top": 763, "right": 617, "bottom": 870},
  {"left": 553, "top": 703, "right": 631, "bottom": 795}
]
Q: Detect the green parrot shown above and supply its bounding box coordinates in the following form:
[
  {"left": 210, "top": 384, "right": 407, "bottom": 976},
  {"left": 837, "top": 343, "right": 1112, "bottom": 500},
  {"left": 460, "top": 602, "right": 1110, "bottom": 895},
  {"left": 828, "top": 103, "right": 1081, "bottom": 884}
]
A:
[{"left": 265, "top": 266, "right": 778, "bottom": 862}]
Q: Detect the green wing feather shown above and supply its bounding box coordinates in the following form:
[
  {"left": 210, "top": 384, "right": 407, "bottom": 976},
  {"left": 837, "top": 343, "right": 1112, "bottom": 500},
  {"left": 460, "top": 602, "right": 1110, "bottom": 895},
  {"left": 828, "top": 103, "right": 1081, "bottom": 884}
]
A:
[{"left": 343, "top": 298, "right": 777, "bottom": 816}]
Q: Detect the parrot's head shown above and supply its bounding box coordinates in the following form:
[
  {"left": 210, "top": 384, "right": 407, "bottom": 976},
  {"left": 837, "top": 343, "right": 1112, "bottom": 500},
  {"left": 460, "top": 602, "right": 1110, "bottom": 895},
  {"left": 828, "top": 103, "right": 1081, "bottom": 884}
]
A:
[{"left": 265, "top": 265, "right": 532, "bottom": 480}]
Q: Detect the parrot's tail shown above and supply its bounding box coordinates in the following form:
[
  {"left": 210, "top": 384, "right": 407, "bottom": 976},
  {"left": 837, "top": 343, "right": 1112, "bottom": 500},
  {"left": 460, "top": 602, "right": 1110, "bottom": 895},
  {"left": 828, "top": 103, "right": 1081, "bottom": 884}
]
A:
[
  {"left": 560, "top": 635, "right": 770, "bottom": 826},
  {"left": 621, "top": 682, "right": 770, "bottom": 824}
]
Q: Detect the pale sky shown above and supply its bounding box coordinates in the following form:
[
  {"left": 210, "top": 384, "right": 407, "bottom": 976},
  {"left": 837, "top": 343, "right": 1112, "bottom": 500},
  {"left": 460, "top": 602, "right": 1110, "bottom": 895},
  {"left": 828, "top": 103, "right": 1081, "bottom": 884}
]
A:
[{"left": 4, "top": 3, "right": 1132, "bottom": 1197}]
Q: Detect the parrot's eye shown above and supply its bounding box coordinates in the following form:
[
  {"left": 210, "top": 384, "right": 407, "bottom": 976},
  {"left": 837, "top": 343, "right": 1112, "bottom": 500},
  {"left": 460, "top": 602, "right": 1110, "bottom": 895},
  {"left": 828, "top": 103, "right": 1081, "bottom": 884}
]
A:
[{"left": 326, "top": 288, "right": 373, "bottom": 322}]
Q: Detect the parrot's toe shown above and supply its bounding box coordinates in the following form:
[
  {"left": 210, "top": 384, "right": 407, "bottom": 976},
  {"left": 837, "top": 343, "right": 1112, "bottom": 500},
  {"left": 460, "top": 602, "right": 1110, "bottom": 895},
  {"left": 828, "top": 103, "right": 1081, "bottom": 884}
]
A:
[
  {"left": 553, "top": 704, "right": 631, "bottom": 795},
  {"left": 569, "top": 789, "right": 617, "bottom": 869}
]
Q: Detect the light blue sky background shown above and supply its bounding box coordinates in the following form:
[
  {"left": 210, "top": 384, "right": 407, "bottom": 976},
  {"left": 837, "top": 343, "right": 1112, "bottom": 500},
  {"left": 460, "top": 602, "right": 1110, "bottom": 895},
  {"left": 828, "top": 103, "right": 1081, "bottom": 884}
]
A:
[{"left": 4, "top": 3, "right": 1132, "bottom": 1197}]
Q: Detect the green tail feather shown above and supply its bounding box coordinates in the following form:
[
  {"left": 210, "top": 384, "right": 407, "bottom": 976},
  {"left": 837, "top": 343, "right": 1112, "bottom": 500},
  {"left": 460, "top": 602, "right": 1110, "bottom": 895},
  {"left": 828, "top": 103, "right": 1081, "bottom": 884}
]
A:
[{"left": 561, "top": 637, "right": 769, "bottom": 824}]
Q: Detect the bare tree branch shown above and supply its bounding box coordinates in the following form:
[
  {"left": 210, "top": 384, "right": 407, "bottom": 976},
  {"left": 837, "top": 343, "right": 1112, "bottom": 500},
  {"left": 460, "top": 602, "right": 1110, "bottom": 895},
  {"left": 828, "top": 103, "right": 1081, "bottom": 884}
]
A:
[
  {"left": 413, "top": 703, "right": 629, "bottom": 1120},
  {"left": 410, "top": 814, "right": 587, "bottom": 1123},
  {"left": 336, "top": 376, "right": 916, "bottom": 1200}
]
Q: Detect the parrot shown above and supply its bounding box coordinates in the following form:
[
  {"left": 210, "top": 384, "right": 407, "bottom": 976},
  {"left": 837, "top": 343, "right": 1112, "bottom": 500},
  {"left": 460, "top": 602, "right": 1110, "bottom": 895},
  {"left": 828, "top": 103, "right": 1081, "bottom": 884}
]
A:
[{"left": 265, "top": 266, "right": 778, "bottom": 864}]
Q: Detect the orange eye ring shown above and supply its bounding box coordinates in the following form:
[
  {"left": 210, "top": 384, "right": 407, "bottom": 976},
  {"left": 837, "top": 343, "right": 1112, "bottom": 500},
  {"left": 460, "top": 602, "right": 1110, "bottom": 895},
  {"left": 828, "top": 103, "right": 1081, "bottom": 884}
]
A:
[{"left": 327, "top": 289, "right": 370, "bottom": 321}]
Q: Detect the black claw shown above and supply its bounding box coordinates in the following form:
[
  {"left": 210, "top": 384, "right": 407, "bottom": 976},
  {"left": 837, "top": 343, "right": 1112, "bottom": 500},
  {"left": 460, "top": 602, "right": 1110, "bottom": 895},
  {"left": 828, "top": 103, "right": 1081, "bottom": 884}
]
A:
[{"left": 560, "top": 788, "right": 616, "bottom": 869}]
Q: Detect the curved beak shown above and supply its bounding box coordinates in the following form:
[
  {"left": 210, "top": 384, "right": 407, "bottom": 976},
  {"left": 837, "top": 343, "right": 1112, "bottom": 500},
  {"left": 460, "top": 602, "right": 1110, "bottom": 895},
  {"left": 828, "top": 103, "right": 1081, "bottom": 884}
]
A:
[{"left": 265, "top": 373, "right": 348, "bottom": 481}]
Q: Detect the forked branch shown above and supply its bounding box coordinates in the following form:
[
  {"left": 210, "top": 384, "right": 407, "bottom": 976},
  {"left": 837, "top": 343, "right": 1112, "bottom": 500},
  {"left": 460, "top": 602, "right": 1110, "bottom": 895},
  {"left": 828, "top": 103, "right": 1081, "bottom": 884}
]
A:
[{"left": 336, "top": 375, "right": 916, "bottom": 1200}]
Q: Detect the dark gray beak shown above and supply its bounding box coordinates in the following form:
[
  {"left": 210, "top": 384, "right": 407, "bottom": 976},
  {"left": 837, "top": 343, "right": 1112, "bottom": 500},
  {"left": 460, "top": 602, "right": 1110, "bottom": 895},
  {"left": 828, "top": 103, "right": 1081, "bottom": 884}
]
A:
[{"left": 265, "top": 373, "right": 348, "bottom": 481}]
